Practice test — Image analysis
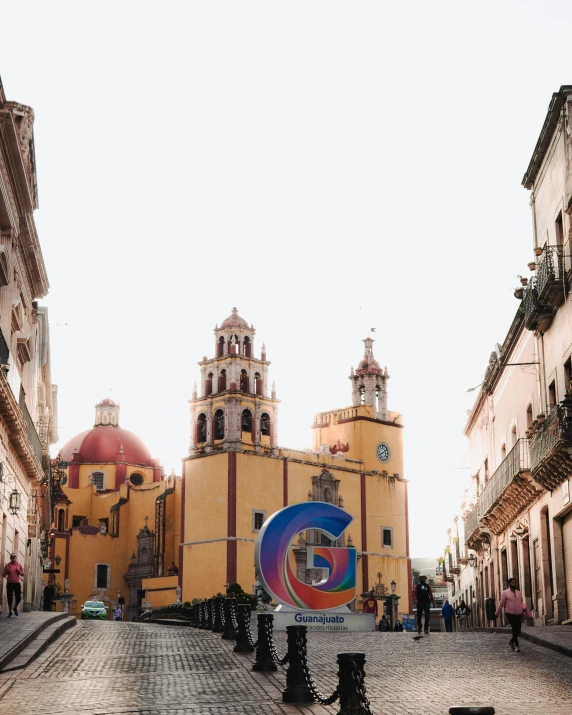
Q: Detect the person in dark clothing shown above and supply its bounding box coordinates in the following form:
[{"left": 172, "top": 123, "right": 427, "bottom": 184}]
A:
[
  {"left": 441, "top": 599, "right": 455, "bottom": 632},
  {"left": 412, "top": 574, "right": 435, "bottom": 634},
  {"left": 455, "top": 600, "right": 472, "bottom": 631},
  {"left": 378, "top": 615, "right": 390, "bottom": 631},
  {"left": 43, "top": 583, "right": 55, "bottom": 611},
  {"left": 394, "top": 620, "right": 404, "bottom": 632}
]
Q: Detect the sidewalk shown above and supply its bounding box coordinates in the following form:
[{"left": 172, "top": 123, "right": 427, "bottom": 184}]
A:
[
  {"left": 0, "top": 611, "right": 74, "bottom": 671},
  {"left": 478, "top": 624, "right": 572, "bottom": 657}
]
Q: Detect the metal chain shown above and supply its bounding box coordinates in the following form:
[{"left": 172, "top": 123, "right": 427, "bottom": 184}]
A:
[
  {"left": 265, "top": 619, "right": 289, "bottom": 666},
  {"left": 244, "top": 610, "right": 258, "bottom": 648},
  {"left": 296, "top": 632, "right": 339, "bottom": 706},
  {"left": 350, "top": 662, "right": 373, "bottom": 715}
]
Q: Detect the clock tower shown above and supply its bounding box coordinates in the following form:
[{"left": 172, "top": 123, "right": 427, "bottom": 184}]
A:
[{"left": 311, "top": 337, "right": 403, "bottom": 475}]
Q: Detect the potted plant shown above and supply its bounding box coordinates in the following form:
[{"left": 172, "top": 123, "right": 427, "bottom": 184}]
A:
[
  {"left": 514, "top": 287, "right": 524, "bottom": 299},
  {"left": 534, "top": 246, "right": 543, "bottom": 257},
  {"left": 537, "top": 414, "right": 546, "bottom": 424},
  {"left": 528, "top": 261, "right": 536, "bottom": 271},
  {"left": 520, "top": 276, "right": 528, "bottom": 286}
]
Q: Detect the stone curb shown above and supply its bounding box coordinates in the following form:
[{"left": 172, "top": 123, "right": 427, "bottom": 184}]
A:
[{"left": 476, "top": 626, "right": 572, "bottom": 658}]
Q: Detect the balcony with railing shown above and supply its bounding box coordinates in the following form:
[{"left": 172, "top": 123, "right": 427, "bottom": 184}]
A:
[
  {"left": 18, "top": 394, "right": 43, "bottom": 465},
  {"left": 521, "top": 276, "right": 554, "bottom": 332},
  {"left": 464, "top": 504, "right": 480, "bottom": 547},
  {"left": 536, "top": 245, "right": 565, "bottom": 307},
  {"left": 530, "top": 394, "right": 572, "bottom": 490},
  {"left": 478, "top": 439, "right": 542, "bottom": 535}
]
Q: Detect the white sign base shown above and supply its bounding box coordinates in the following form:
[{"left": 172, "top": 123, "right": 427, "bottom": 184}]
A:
[{"left": 252, "top": 610, "right": 376, "bottom": 632}]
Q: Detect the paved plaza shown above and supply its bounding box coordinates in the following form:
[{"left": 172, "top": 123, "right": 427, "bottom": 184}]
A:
[{"left": 0, "top": 621, "right": 571, "bottom": 715}]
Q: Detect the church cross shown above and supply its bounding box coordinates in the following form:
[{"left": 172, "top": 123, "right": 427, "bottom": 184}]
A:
[{"left": 144, "top": 515, "right": 149, "bottom": 527}]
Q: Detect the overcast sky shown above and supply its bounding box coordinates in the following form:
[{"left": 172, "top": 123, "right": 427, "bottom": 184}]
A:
[{"left": 0, "top": 1, "right": 569, "bottom": 559}]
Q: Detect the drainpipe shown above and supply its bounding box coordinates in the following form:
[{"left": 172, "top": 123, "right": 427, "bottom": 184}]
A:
[{"left": 539, "top": 333, "right": 548, "bottom": 413}]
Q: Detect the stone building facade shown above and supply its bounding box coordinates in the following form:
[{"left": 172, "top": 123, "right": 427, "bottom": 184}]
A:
[
  {"left": 446, "top": 86, "right": 572, "bottom": 626},
  {"left": 0, "top": 75, "right": 57, "bottom": 611}
]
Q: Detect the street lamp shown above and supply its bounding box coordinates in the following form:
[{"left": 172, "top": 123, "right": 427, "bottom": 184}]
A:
[
  {"left": 390, "top": 580, "right": 396, "bottom": 593},
  {"left": 468, "top": 554, "right": 477, "bottom": 568},
  {"left": 8, "top": 489, "right": 21, "bottom": 515},
  {"left": 54, "top": 555, "right": 62, "bottom": 566}
]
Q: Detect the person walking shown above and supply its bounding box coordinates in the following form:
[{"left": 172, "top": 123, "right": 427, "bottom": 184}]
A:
[
  {"left": 496, "top": 577, "right": 528, "bottom": 653},
  {"left": 455, "top": 600, "right": 472, "bottom": 632},
  {"left": 43, "top": 582, "right": 55, "bottom": 612},
  {"left": 412, "top": 574, "right": 435, "bottom": 634},
  {"left": 441, "top": 599, "right": 455, "bottom": 632},
  {"left": 378, "top": 615, "right": 390, "bottom": 631},
  {"left": 2, "top": 553, "right": 24, "bottom": 617}
]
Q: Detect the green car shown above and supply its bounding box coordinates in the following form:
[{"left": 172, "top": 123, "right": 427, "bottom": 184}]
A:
[{"left": 80, "top": 600, "right": 108, "bottom": 620}]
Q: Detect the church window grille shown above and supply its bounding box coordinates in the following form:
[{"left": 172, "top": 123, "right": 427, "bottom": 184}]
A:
[
  {"left": 218, "top": 337, "right": 225, "bottom": 357},
  {"left": 130, "top": 473, "right": 144, "bottom": 486},
  {"left": 240, "top": 369, "right": 249, "bottom": 392},
  {"left": 241, "top": 409, "right": 252, "bottom": 433},
  {"left": 260, "top": 413, "right": 270, "bottom": 436},
  {"left": 95, "top": 563, "right": 110, "bottom": 589},
  {"left": 382, "top": 527, "right": 393, "bottom": 548},
  {"left": 218, "top": 369, "right": 227, "bottom": 392},
  {"left": 252, "top": 509, "right": 266, "bottom": 532},
  {"left": 196, "top": 413, "right": 207, "bottom": 443},
  {"left": 243, "top": 337, "right": 251, "bottom": 357},
  {"left": 90, "top": 472, "right": 105, "bottom": 491},
  {"left": 214, "top": 409, "right": 225, "bottom": 440},
  {"left": 205, "top": 373, "right": 213, "bottom": 396}
]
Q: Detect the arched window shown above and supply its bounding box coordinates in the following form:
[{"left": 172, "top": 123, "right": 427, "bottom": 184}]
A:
[
  {"left": 57, "top": 509, "right": 65, "bottom": 532},
  {"left": 196, "top": 413, "right": 207, "bottom": 443},
  {"left": 241, "top": 409, "right": 252, "bottom": 433},
  {"left": 229, "top": 335, "right": 239, "bottom": 354},
  {"left": 243, "top": 336, "right": 251, "bottom": 357},
  {"left": 218, "top": 369, "right": 227, "bottom": 392},
  {"left": 240, "top": 369, "right": 249, "bottom": 392},
  {"left": 359, "top": 386, "right": 365, "bottom": 405},
  {"left": 214, "top": 409, "right": 225, "bottom": 440},
  {"left": 254, "top": 372, "right": 263, "bottom": 396},
  {"left": 323, "top": 487, "right": 332, "bottom": 504},
  {"left": 205, "top": 373, "right": 213, "bottom": 397},
  {"left": 260, "top": 413, "right": 271, "bottom": 436},
  {"left": 218, "top": 336, "right": 225, "bottom": 357}
]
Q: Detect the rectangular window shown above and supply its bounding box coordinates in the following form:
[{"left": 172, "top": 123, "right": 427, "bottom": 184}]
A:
[
  {"left": 252, "top": 509, "right": 266, "bottom": 532},
  {"left": 13, "top": 529, "right": 19, "bottom": 556},
  {"left": 526, "top": 404, "right": 533, "bottom": 429},
  {"left": 72, "top": 515, "right": 87, "bottom": 528},
  {"left": 382, "top": 527, "right": 393, "bottom": 548},
  {"left": 533, "top": 538, "right": 542, "bottom": 601},
  {"left": 564, "top": 356, "right": 572, "bottom": 394},
  {"left": 548, "top": 380, "right": 557, "bottom": 411},
  {"left": 95, "top": 563, "right": 110, "bottom": 590},
  {"left": 91, "top": 473, "right": 104, "bottom": 491},
  {"left": 556, "top": 212, "right": 564, "bottom": 246}
]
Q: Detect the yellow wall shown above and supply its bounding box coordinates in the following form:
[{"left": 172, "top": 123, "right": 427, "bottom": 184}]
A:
[{"left": 142, "top": 575, "right": 178, "bottom": 608}]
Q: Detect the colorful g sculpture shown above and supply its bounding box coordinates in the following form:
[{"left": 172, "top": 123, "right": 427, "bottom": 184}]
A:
[{"left": 254, "top": 502, "right": 356, "bottom": 610}]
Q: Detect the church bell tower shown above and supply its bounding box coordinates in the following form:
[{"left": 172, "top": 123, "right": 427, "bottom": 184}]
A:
[{"left": 189, "top": 308, "right": 280, "bottom": 454}]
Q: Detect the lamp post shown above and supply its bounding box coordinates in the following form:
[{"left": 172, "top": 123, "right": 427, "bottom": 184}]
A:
[
  {"left": 389, "top": 580, "right": 399, "bottom": 629},
  {"left": 468, "top": 554, "right": 477, "bottom": 568},
  {"left": 8, "top": 488, "right": 21, "bottom": 515}
]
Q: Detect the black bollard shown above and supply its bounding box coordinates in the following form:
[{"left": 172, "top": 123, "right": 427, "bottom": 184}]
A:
[
  {"left": 192, "top": 603, "right": 200, "bottom": 627},
  {"left": 337, "top": 652, "right": 370, "bottom": 715},
  {"left": 252, "top": 613, "right": 278, "bottom": 672},
  {"left": 449, "top": 709, "right": 495, "bottom": 715},
  {"left": 212, "top": 596, "right": 225, "bottom": 633},
  {"left": 222, "top": 598, "right": 238, "bottom": 640},
  {"left": 205, "top": 598, "right": 215, "bottom": 630},
  {"left": 199, "top": 600, "right": 210, "bottom": 629},
  {"left": 282, "top": 625, "right": 314, "bottom": 704},
  {"left": 234, "top": 604, "right": 255, "bottom": 653}
]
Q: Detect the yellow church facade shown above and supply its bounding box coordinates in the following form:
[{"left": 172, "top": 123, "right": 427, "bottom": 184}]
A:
[
  {"left": 181, "top": 309, "right": 411, "bottom": 618},
  {"left": 45, "top": 399, "right": 181, "bottom": 619}
]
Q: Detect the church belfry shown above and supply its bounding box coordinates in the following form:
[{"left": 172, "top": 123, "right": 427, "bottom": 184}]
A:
[
  {"left": 189, "top": 308, "right": 280, "bottom": 454},
  {"left": 349, "top": 338, "right": 389, "bottom": 421}
]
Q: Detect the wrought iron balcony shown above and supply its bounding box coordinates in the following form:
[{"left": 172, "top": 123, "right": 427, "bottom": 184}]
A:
[
  {"left": 478, "top": 440, "right": 541, "bottom": 534},
  {"left": 18, "top": 392, "right": 43, "bottom": 464},
  {"left": 521, "top": 277, "right": 554, "bottom": 332},
  {"left": 530, "top": 395, "right": 572, "bottom": 490},
  {"left": 464, "top": 504, "right": 480, "bottom": 545},
  {"left": 536, "top": 246, "right": 565, "bottom": 307}
]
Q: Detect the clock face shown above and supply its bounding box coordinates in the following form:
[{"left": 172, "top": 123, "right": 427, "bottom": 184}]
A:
[{"left": 376, "top": 442, "right": 390, "bottom": 463}]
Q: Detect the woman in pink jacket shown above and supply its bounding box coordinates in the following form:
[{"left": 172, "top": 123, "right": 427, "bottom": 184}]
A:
[{"left": 495, "top": 577, "right": 527, "bottom": 652}]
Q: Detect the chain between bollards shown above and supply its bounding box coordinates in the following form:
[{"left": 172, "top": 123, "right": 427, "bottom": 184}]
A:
[
  {"left": 233, "top": 604, "right": 255, "bottom": 653},
  {"left": 252, "top": 613, "right": 278, "bottom": 672},
  {"left": 221, "top": 598, "right": 238, "bottom": 640},
  {"left": 212, "top": 596, "right": 225, "bottom": 633}
]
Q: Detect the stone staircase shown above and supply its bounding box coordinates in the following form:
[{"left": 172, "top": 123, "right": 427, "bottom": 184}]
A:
[{"left": 0, "top": 612, "right": 76, "bottom": 672}]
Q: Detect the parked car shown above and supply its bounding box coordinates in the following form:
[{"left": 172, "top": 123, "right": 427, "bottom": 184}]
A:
[{"left": 80, "top": 600, "right": 108, "bottom": 620}]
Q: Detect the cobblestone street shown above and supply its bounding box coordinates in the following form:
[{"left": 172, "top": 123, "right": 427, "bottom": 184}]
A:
[{"left": 0, "top": 622, "right": 572, "bottom": 715}]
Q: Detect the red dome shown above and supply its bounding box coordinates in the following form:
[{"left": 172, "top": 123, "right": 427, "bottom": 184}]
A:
[
  {"left": 60, "top": 426, "right": 153, "bottom": 465},
  {"left": 356, "top": 357, "right": 383, "bottom": 375},
  {"left": 220, "top": 307, "right": 249, "bottom": 329}
]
